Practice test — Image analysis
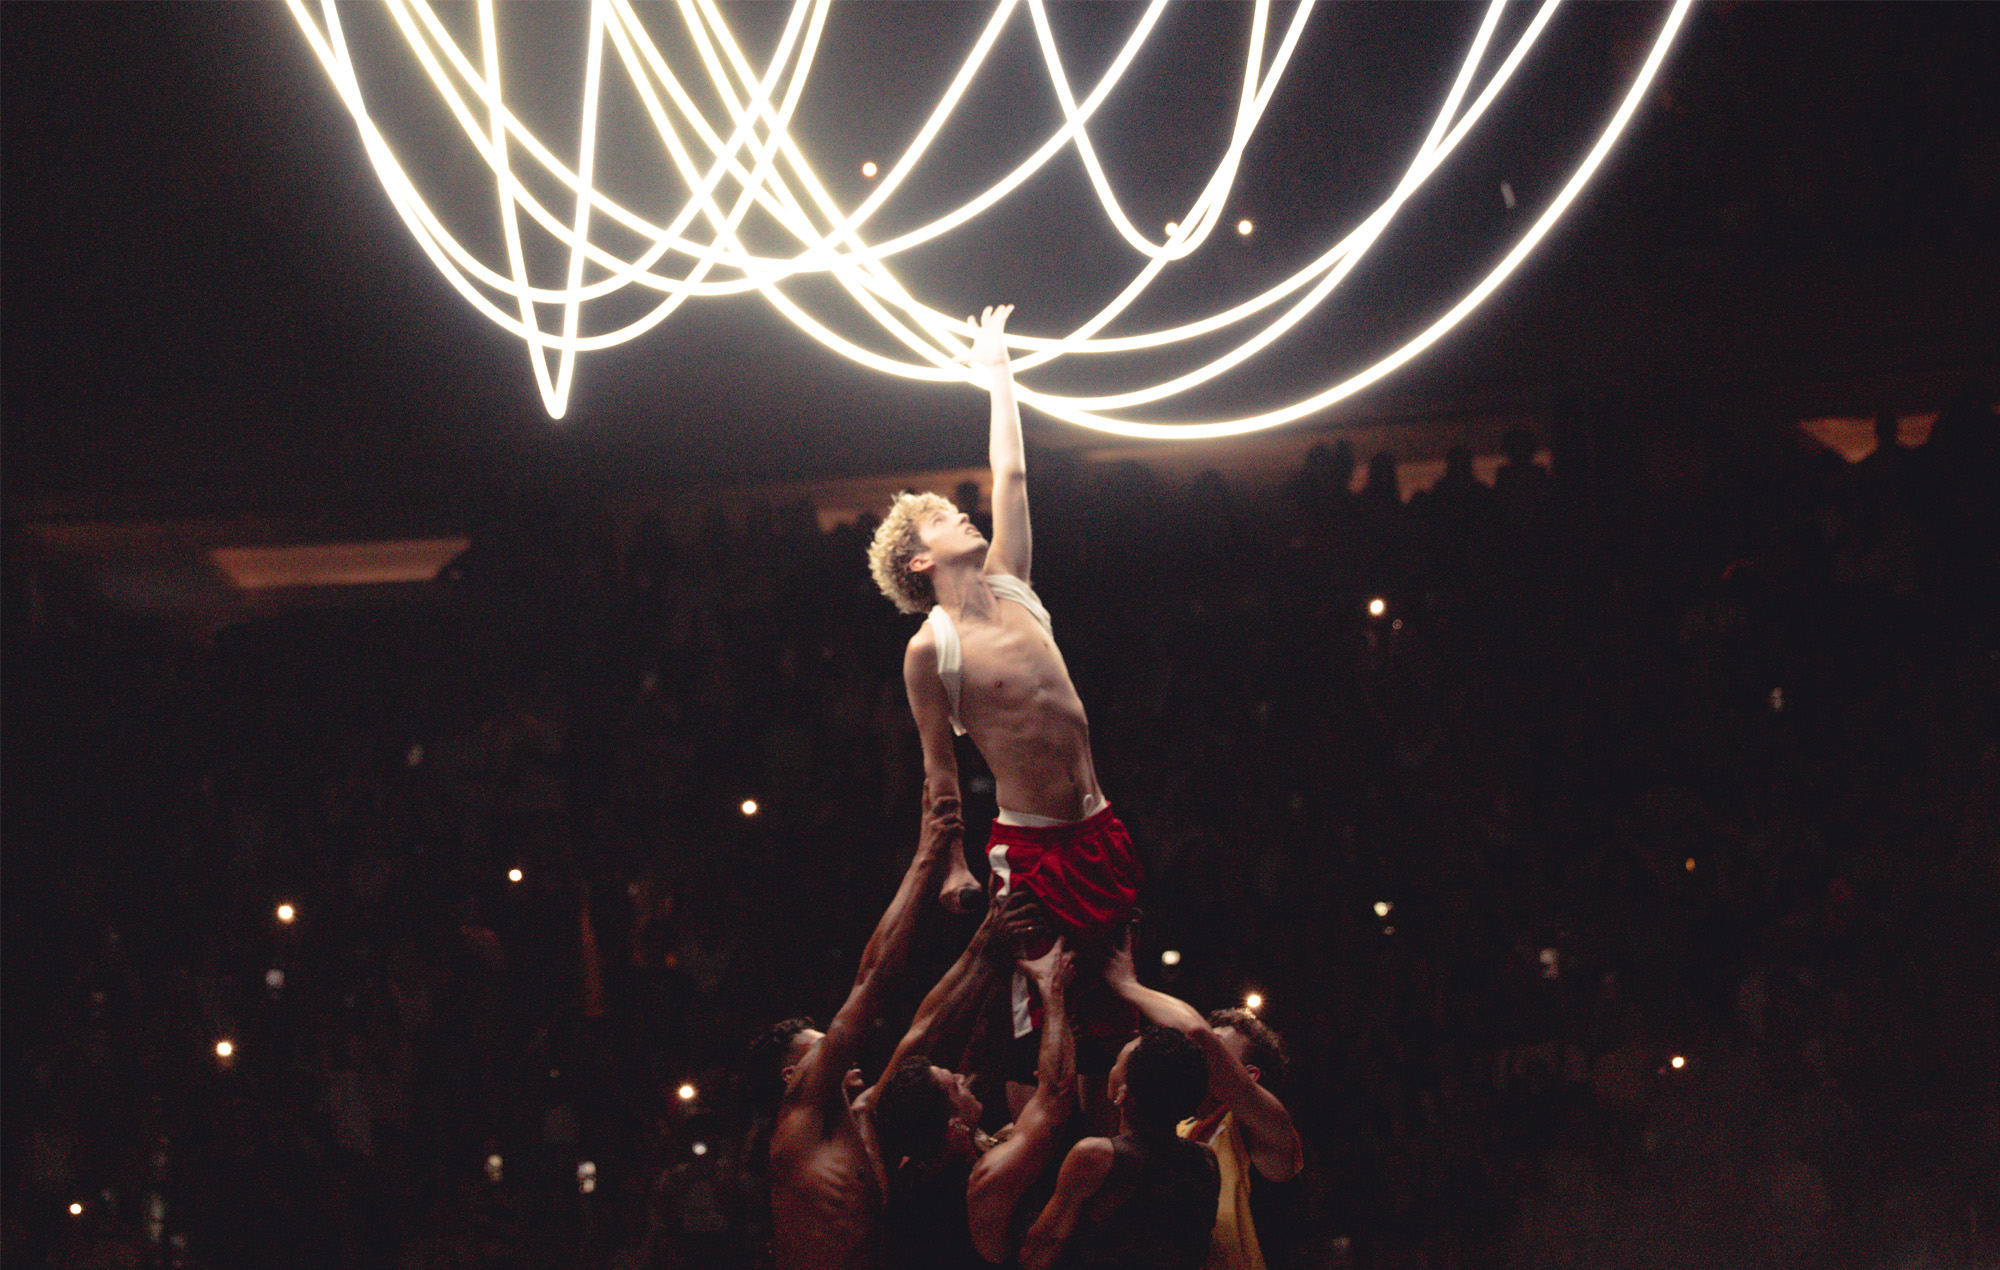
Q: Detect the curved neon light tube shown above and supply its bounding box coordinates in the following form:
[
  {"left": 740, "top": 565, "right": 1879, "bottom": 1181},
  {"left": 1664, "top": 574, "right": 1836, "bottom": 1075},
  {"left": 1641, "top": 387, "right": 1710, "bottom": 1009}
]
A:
[{"left": 286, "top": 0, "right": 1694, "bottom": 429}]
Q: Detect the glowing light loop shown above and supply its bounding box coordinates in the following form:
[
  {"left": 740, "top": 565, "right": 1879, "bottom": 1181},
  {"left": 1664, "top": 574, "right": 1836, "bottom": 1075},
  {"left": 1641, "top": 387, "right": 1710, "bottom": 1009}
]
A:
[{"left": 286, "top": 0, "right": 1693, "bottom": 430}]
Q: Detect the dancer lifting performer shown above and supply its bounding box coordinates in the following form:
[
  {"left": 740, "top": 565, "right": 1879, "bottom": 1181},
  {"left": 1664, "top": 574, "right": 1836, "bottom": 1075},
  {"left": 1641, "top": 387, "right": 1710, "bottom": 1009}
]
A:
[{"left": 869, "top": 303, "right": 1142, "bottom": 1036}]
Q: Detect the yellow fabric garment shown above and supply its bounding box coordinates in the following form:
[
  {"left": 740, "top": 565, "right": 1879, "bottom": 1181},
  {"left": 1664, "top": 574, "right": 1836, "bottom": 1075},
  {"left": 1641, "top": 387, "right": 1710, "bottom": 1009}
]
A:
[{"left": 1178, "top": 1111, "right": 1264, "bottom": 1270}]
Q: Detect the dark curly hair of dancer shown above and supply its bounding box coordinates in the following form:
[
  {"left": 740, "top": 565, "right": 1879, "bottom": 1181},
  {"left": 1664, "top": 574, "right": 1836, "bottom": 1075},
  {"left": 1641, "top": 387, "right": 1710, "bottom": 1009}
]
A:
[
  {"left": 874, "top": 1054, "right": 954, "bottom": 1168},
  {"left": 1206, "top": 1007, "right": 1290, "bottom": 1095},
  {"left": 740, "top": 1017, "right": 816, "bottom": 1116},
  {"left": 1122, "top": 1025, "right": 1210, "bottom": 1135}
]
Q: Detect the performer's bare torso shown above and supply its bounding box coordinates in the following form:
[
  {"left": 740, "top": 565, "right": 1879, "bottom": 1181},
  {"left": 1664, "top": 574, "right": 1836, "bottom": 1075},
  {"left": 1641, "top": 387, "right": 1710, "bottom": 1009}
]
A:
[
  {"left": 770, "top": 1102, "right": 882, "bottom": 1270},
  {"left": 920, "top": 565, "right": 1101, "bottom": 822}
]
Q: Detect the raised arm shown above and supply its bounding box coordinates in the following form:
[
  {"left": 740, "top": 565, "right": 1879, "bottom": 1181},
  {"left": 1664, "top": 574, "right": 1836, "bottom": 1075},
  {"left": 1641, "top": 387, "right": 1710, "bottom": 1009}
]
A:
[
  {"left": 866, "top": 894, "right": 1039, "bottom": 1105},
  {"left": 968, "top": 941, "right": 1077, "bottom": 1264},
  {"left": 1019, "top": 1136, "right": 1113, "bottom": 1270},
  {"left": 965, "top": 305, "right": 1030, "bottom": 582},
  {"left": 1103, "top": 930, "right": 1303, "bottom": 1183},
  {"left": 785, "top": 793, "right": 961, "bottom": 1117},
  {"left": 903, "top": 629, "right": 961, "bottom": 811}
]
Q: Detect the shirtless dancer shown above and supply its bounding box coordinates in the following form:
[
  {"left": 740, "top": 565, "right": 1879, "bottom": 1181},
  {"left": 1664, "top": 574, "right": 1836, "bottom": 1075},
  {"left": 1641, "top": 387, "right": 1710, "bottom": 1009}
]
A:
[
  {"left": 868, "top": 304, "right": 1143, "bottom": 1033},
  {"left": 748, "top": 793, "right": 962, "bottom": 1270}
]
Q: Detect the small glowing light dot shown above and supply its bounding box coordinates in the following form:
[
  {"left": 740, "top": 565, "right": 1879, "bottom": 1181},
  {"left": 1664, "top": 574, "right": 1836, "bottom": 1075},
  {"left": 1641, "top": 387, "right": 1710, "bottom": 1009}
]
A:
[
  {"left": 70, "top": 1202, "right": 84, "bottom": 1216},
  {"left": 1670, "top": 1055, "right": 1686, "bottom": 1069},
  {"left": 692, "top": 1141, "right": 709, "bottom": 1156},
  {"left": 1368, "top": 598, "right": 1387, "bottom": 617},
  {"left": 508, "top": 868, "right": 523, "bottom": 883},
  {"left": 678, "top": 1083, "right": 697, "bottom": 1102},
  {"left": 740, "top": 800, "right": 759, "bottom": 817},
  {"left": 1684, "top": 858, "right": 1696, "bottom": 873},
  {"left": 406, "top": 743, "right": 424, "bottom": 767},
  {"left": 1244, "top": 992, "right": 1264, "bottom": 1011},
  {"left": 265, "top": 968, "right": 285, "bottom": 990},
  {"left": 1374, "top": 901, "right": 1392, "bottom": 918},
  {"left": 1538, "top": 948, "right": 1558, "bottom": 966},
  {"left": 861, "top": 160, "right": 877, "bottom": 178},
  {"left": 1160, "top": 949, "right": 1182, "bottom": 967},
  {"left": 215, "top": 1040, "right": 234, "bottom": 1059},
  {"left": 1164, "top": 221, "right": 1179, "bottom": 236},
  {"left": 1236, "top": 218, "right": 1254, "bottom": 236},
  {"left": 276, "top": 903, "right": 296, "bottom": 923},
  {"left": 1383, "top": 925, "right": 1395, "bottom": 935}
]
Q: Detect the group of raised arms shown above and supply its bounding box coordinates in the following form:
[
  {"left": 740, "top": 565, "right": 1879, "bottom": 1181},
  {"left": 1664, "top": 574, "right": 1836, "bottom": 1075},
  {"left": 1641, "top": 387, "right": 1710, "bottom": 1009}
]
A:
[{"left": 743, "top": 307, "right": 1304, "bottom": 1270}]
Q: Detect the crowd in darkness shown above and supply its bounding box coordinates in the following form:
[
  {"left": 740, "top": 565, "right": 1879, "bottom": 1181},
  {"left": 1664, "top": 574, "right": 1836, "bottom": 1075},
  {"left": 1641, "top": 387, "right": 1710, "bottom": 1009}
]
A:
[{"left": 4, "top": 385, "right": 1996, "bottom": 1269}]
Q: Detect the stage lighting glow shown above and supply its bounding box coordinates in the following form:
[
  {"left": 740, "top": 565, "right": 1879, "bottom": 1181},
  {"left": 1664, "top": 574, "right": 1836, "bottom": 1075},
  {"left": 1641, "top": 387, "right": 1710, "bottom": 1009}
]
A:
[
  {"left": 486, "top": 1153, "right": 504, "bottom": 1181},
  {"left": 1374, "top": 900, "right": 1392, "bottom": 917},
  {"left": 678, "top": 1083, "right": 697, "bottom": 1101},
  {"left": 215, "top": 1040, "right": 234, "bottom": 1059},
  {"left": 741, "top": 799, "right": 760, "bottom": 817},
  {"left": 578, "top": 1161, "right": 598, "bottom": 1194},
  {"left": 285, "top": 0, "right": 1692, "bottom": 427},
  {"left": 508, "top": 868, "right": 524, "bottom": 883},
  {"left": 1244, "top": 992, "right": 1263, "bottom": 1011},
  {"left": 276, "top": 903, "right": 296, "bottom": 923},
  {"left": 1368, "top": 598, "right": 1387, "bottom": 617},
  {"left": 1670, "top": 1055, "right": 1685, "bottom": 1069},
  {"left": 1685, "top": 857, "right": 1696, "bottom": 873},
  {"left": 70, "top": 1203, "right": 84, "bottom": 1217},
  {"left": 1160, "top": 948, "right": 1182, "bottom": 966},
  {"left": 692, "top": 1141, "right": 709, "bottom": 1156},
  {"left": 266, "top": 969, "right": 286, "bottom": 990}
]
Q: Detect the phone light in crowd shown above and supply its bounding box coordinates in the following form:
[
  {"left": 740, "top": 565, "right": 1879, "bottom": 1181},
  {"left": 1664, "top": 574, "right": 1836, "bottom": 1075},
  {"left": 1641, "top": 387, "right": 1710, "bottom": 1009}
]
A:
[
  {"left": 69, "top": 1202, "right": 84, "bottom": 1217},
  {"left": 1160, "top": 948, "right": 1182, "bottom": 967},
  {"left": 485, "top": 1153, "right": 504, "bottom": 1182},
  {"left": 1374, "top": 901, "right": 1393, "bottom": 918},
  {"left": 1244, "top": 992, "right": 1264, "bottom": 1011},
  {"left": 577, "top": 1161, "right": 597, "bottom": 1195},
  {"left": 741, "top": 799, "right": 760, "bottom": 817},
  {"left": 678, "top": 1083, "right": 698, "bottom": 1102},
  {"left": 1670, "top": 1055, "right": 1686, "bottom": 1070},
  {"left": 861, "top": 160, "right": 878, "bottom": 178},
  {"left": 215, "top": 1040, "right": 234, "bottom": 1059},
  {"left": 276, "top": 902, "right": 296, "bottom": 924},
  {"left": 1236, "top": 218, "right": 1254, "bottom": 236},
  {"left": 508, "top": 868, "right": 524, "bottom": 884},
  {"left": 1368, "top": 598, "right": 1387, "bottom": 617}
]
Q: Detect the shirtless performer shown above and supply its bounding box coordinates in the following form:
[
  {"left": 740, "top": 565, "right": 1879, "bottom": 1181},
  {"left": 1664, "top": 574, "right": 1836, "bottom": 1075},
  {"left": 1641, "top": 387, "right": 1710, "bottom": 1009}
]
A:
[
  {"left": 745, "top": 793, "right": 962, "bottom": 1270},
  {"left": 868, "top": 304, "right": 1143, "bottom": 1034},
  {"left": 870, "top": 936, "right": 1079, "bottom": 1269}
]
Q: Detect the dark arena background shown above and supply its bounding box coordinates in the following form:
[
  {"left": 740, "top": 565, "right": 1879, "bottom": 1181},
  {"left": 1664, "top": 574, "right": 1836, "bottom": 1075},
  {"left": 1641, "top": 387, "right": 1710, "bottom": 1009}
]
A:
[{"left": 4, "top": 4, "right": 1997, "bottom": 1268}]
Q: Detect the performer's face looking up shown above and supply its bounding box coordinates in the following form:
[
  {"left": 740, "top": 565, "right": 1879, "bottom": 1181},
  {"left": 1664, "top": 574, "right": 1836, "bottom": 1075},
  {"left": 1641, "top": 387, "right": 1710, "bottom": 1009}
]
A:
[
  {"left": 931, "top": 1065, "right": 984, "bottom": 1139},
  {"left": 912, "top": 505, "right": 986, "bottom": 575},
  {"left": 779, "top": 1028, "right": 824, "bottom": 1090}
]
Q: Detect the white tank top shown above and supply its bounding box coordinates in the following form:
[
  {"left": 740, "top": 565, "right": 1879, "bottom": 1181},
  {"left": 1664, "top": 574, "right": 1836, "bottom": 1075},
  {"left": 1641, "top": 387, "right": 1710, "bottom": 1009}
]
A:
[{"left": 924, "top": 574, "right": 1053, "bottom": 736}]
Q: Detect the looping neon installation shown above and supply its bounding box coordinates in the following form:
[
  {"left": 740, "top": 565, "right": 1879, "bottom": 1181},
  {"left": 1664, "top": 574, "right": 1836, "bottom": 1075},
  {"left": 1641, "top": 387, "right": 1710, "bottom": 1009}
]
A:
[{"left": 287, "top": 0, "right": 1693, "bottom": 433}]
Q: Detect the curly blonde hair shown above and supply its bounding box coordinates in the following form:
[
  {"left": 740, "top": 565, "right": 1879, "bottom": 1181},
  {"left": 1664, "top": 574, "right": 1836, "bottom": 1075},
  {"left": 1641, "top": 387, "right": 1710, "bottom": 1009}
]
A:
[{"left": 868, "top": 491, "right": 957, "bottom": 614}]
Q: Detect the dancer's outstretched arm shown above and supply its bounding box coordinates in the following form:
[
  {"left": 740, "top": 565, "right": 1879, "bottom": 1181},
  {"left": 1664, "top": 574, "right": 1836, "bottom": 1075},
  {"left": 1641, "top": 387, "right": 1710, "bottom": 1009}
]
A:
[
  {"left": 969, "top": 940, "right": 1077, "bottom": 1264},
  {"left": 781, "top": 794, "right": 961, "bottom": 1132},
  {"left": 964, "top": 304, "right": 1030, "bottom": 583},
  {"left": 1103, "top": 928, "right": 1303, "bottom": 1182},
  {"left": 865, "top": 892, "right": 1043, "bottom": 1102}
]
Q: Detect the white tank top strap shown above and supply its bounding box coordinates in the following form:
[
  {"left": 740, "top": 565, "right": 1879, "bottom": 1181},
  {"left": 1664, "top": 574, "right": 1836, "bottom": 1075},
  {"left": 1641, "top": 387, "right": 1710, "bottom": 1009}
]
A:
[
  {"left": 924, "top": 604, "right": 968, "bottom": 736},
  {"left": 926, "top": 574, "right": 1052, "bottom": 737}
]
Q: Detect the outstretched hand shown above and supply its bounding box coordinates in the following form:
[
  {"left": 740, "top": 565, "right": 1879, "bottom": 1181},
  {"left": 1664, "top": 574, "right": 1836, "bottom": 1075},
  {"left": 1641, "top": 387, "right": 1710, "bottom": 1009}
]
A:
[
  {"left": 954, "top": 304, "right": 1014, "bottom": 388},
  {"left": 990, "top": 891, "right": 1051, "bottom": 952},
  {"left": 1103, "top": 918, "right": 1140, "bottom": 989},
  {"left": 1017, "top": 937, "right": 1073, "bottom": 995}
]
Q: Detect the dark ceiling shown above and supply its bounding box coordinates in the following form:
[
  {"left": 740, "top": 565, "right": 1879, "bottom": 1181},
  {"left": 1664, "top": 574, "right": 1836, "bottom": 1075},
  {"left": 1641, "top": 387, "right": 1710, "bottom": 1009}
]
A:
[{"left": 4, "top": 2, "right": 1995, "bottom": 522}]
